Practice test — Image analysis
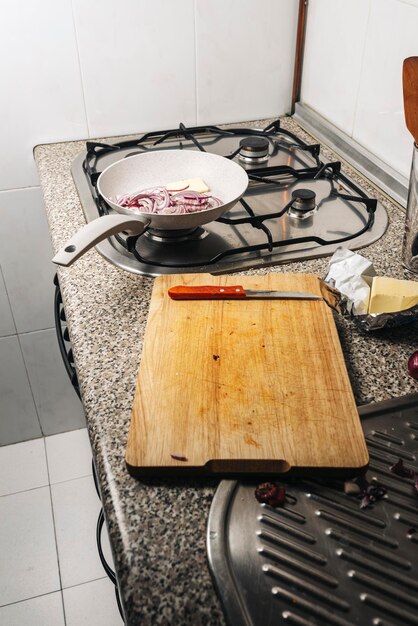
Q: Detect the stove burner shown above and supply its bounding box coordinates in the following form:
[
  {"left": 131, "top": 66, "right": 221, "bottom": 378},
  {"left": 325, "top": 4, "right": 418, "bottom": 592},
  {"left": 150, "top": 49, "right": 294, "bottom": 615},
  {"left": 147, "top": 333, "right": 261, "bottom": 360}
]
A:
[
  {"left": 79, "top": 120, "right": 383, "bottom": 276},
  {"left": 145, "top": 227, "right": 208, "bottom": 243},
  {"left": 238, "top": 136, "right": 269, "bottom": 163},
  {"left": 288, "top": 188, "right": 318, "bottom": 220}
]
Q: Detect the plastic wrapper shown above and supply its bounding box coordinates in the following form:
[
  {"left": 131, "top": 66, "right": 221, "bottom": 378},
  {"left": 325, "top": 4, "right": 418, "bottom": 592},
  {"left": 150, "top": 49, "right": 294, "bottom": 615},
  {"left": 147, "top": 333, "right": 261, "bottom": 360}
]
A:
[
  {"left": 320, "top": 248, "right": 418, "bottom": 332},
  {"left": 319, "top": 279, "right": 418, "bottom": 331}
]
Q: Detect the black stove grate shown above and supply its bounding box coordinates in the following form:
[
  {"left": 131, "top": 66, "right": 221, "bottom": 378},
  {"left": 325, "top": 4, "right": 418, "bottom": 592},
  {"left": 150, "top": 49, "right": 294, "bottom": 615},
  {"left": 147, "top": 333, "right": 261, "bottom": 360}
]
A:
[
  {"left": 83, "top": 119, "right": 322, "bottom": 186},
  {"left": 80, "top": 120, "right": 378, "bottom": 271}
]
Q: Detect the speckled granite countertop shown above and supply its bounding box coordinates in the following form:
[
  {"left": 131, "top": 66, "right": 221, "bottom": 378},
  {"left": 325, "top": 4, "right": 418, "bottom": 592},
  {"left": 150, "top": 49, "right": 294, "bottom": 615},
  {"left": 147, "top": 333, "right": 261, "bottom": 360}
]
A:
[{"left": 35, "top": 117, "right": 418, "bottom": 626}]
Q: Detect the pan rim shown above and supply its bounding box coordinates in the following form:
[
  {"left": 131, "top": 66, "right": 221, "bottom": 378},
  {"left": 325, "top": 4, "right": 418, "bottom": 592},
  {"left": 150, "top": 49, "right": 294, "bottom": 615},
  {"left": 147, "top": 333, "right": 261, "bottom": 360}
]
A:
[{"left": 96, "top": 149, "right": 249, "bottom": 224}]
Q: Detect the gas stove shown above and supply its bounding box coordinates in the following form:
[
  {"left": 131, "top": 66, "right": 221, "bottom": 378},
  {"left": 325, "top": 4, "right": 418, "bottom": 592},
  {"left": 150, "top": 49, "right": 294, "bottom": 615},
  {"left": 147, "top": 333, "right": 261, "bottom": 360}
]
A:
[{"left": 71, "top": 120, "right": 388, "bottom": 277}]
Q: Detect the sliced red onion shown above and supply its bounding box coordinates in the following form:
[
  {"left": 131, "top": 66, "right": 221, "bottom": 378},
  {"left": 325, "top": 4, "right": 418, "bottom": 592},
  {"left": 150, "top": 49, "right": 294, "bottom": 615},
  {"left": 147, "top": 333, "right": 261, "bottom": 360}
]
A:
[
  {"left": 209, "top": 196, "right": 222, "bottom": 208},
  {"left": 115, "top": 185, "right": 222, "bottom": 215},
  {"left": 408, "top": 351, "right": 418, "bottom": 380},
  {"left": 159, "top": 205, "right": 188, "bottom": 215}
]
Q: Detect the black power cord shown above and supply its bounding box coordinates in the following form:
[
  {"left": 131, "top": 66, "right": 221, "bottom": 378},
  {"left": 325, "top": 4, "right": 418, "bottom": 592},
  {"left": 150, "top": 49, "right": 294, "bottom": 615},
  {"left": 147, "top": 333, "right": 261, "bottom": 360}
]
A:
[
  {"left": 54, "top": 276, "right": 125, "bottom": 622},
  {"left": 93, "top": 461, "right": 125, "bottom": 622},
  {"left": 96, "top": 509, "right": 117, "bottom": 585},
  {"left": 96, "top": 509, "right": 125, "bottom": 622}
]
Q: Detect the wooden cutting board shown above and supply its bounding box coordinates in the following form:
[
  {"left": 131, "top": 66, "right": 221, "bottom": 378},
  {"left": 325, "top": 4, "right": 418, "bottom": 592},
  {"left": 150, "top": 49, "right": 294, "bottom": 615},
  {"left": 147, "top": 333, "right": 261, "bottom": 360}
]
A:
[{"left": 126, "top": 273, "right": 368, "bottom": 477}]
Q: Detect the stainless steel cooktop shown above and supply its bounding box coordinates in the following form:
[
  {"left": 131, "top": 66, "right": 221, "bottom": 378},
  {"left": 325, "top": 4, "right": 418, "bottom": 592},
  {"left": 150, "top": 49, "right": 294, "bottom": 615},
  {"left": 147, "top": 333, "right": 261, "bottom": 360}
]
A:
[{"left": 71, "top": 120, "right": 388, "bottom": 276}]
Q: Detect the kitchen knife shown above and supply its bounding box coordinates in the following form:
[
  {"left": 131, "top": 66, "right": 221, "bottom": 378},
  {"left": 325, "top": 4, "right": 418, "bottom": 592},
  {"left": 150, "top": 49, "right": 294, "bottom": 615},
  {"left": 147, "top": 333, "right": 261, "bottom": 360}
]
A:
[{"left": 168, "top": 285, "right": 322, "bottom": 300}]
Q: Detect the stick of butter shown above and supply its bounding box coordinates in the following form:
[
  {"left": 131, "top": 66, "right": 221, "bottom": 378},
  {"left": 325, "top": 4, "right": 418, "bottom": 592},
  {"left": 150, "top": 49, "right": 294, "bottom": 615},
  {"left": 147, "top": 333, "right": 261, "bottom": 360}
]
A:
[
  {"left": 166, "top": 177, "right": 209, "bottom": 193},
  {"left": 368, "top": 276, "right": 418, "bottom": 314}
]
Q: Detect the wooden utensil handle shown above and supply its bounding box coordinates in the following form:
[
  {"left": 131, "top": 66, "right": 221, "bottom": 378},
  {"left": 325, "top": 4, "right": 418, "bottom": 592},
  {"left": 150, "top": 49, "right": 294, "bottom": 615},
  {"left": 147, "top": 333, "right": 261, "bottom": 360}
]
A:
[
  {"left": 403, "top": 57, "right": 418, "bottom": 144},
  {"left": 168, "top": 285, "right": 246, "bottom": 299}
]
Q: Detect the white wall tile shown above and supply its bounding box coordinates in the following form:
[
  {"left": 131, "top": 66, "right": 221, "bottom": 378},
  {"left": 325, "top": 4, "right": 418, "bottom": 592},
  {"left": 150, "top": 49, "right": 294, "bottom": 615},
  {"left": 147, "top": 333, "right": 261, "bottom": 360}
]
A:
[
  {"left": 0, "top": 0, "right": 88, "bottom": 190},
  {"left": 352, "top": 0, "right": 418, "bottom": 178},
  {"left": 0, "top": 487, "right": 60, "bottom": 606},
  {"left": 195, "top": 0, "right": 299, "bottom": 125},
  {"left": 0, "top": 267, "right": 15, "bottom": 337},
  {"left": 0, "top": 188, "right": 55, "bottom": 333},
  {"left": 396, "top": 0, "right": 418, "bottom": 7},
  {"left": 19, "top": 329, "right": 86, "bottom": 436},
  {"left": 0, "top": 592, "right": 65, "bottom": 626},
  {"left": 63, "top": 577, "right": 123, "bottom": 626},
  {"left": 46, "top": 428, "right": 92, "bottom": 484},
  {"left": 0, "top": 335, "right": 41, "bottom": 446},
  {"left": 72, "top": 0, "right": 197, "bottom": 138},
  {"left": 301, "top": 0, "right": 371, "bottom": 135},
  {"left": 0, "top": 438, "right": 48, "bottom": 496}
]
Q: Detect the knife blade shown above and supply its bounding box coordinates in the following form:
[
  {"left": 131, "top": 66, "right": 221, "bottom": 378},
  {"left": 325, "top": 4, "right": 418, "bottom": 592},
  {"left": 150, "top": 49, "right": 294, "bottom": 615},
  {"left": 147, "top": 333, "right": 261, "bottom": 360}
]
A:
[{"left": 168, "top": 285, "right": 322, "bottom": 300}]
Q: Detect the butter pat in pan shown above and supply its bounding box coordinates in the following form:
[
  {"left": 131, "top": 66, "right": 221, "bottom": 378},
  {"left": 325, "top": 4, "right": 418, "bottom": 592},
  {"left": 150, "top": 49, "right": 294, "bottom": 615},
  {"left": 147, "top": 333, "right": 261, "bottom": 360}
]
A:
[
  {"left": 368, "top": 276, "right": 418, "bottom": 314},
  {"left": 166, "top": 177, "right": 209, "bottom": 193}
]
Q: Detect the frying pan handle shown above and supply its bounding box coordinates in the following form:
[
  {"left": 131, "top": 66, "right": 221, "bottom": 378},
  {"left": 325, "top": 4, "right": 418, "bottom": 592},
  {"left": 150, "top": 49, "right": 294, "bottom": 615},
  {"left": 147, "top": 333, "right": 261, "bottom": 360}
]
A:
[{"left": 52, "top": 214, "right": 149, "bottom": 267}]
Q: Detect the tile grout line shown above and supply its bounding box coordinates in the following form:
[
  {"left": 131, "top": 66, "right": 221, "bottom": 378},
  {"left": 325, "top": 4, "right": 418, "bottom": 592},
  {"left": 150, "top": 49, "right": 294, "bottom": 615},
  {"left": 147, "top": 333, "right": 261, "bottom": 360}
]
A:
[
  {"left": 18, "top": 326, "right": 56, "bottom": 338},
  {"left": 69, "top": 0, "right": 91, "bottom": 138},
  {"left": 43, "top": 435, "right": 102, "bottom": 624},
  {"left": 0, "top": 326, "right": 55, "bottom": 339},
  {"left": 43, "top": 437, "right": 67, "bottom": 625},
  {"left": 0, "top": 471, "right": 93, "bottom": 499},
  {"left": 60, "top": 576, "right": 111, "bottom": 625},
  {"left": 351, "top": 0, "right": 372, "bottom": 138},
  {"left": 0, "top": 425, "right": 88, "bottom": 450},
  {"left": 0, "top": 185, "right": 41, "bottom": 194},
  {"left": 14, "top": 332, "right": 44, "bottom": 436},
  {"left": 0, "top": 265, "right": 18, "bottom": 337},
  {"left": 49, "top": 472, "right": 93, "bottom": 487},
  {"left": 0, "top": 483, "right": 49, "bottom": 499},
  {"left": 60, "top": 587, "right": 66, "bottom": 626},
  {"left": 0, "top": 588, "right": 62, "bottom": 611},
  {"left": 62, "top": 575, "right": 108, "bottom": 593}
]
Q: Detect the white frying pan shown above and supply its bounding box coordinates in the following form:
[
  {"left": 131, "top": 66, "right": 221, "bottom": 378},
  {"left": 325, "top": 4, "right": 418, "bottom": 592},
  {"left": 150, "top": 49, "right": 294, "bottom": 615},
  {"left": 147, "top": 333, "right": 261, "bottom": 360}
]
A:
[{"left": 53, "top": 150, "right": 249, "bottom": 267}]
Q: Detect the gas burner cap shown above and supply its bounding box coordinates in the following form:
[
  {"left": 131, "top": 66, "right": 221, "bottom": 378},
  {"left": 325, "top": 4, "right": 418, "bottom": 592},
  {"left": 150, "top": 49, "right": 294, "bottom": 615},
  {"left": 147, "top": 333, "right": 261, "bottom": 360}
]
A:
[
  {"left": 238, "top": 136, "right": 269, "bottom": 162},
  {"left": 288, "top": 188, "right": 318, "bottom": 220},
  {"left": 145, "top": 227, "right": 208, "bottom": 243}
]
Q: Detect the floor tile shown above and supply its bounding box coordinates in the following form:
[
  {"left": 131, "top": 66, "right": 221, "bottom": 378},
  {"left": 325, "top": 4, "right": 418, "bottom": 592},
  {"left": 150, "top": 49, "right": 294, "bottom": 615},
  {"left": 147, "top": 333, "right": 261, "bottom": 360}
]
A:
[
  {"left": 63, "top": 577, "right": 124, "bottom": 626},
  {"left": 0, "top": 266, "right": 15, "bottom": 337},
  {"left": 51, "top": 476, "right": 109, "bottom": 588},
  {"left": 0, "top": 591, "right": 65, "bottom": 626},
  {"left": 19, "top": 328, "right": 86, "bottom": 436},
  {"left": 0, "top": 335, "right": 42, "bottom": 446},
  {"left": 46, "top": 428, "right": 92, "bottom": 484},
  {"left": 0, "top": 438, "right": 48, "bottom": 496},
  {"left": 0, "top": 487, "right": 60, "bottom": 606},
  {"left": 0, "top": 188, "right": 56, "bottom": 333}
]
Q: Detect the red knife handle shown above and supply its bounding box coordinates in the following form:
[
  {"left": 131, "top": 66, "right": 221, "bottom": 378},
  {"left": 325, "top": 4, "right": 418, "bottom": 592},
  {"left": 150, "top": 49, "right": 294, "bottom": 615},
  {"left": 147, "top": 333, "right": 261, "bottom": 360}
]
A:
[{"left": 168, "top": 285, "right": 246, "bottom": 300}]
